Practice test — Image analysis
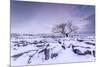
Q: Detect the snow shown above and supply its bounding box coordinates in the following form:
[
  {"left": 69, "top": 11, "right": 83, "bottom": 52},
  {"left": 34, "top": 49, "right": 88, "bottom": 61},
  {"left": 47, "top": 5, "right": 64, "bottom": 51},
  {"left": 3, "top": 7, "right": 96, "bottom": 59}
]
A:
[{"left": 11, "top": 34, "right": 95, "bottom": 66}]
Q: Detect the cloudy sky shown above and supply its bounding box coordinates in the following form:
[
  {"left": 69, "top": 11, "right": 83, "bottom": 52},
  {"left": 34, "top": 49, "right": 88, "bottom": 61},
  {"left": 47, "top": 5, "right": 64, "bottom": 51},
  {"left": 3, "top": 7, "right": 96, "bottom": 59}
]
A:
[{"left": 11, "top": 1, "right": 95, "bottom": 34}]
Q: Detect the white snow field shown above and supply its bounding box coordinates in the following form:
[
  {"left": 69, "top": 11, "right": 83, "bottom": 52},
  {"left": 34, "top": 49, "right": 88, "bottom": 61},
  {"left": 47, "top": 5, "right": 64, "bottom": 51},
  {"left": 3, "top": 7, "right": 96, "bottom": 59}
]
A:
[{"left": 10, "top": 33, "right": 95, "bottom": 66}]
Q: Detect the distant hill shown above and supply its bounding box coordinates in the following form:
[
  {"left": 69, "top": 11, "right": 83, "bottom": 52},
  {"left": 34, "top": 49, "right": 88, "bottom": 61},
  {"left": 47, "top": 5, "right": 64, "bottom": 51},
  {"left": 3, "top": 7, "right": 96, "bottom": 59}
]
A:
[{"left": 11, "top": 33, "right": 66, "bottom": 39}]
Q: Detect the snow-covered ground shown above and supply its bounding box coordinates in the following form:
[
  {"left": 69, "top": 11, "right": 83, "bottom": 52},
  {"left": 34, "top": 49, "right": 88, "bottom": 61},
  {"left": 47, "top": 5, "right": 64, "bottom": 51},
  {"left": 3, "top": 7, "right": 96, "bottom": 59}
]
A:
[{"left": 10, "top": 34, "right": 95, "bottom": 66}]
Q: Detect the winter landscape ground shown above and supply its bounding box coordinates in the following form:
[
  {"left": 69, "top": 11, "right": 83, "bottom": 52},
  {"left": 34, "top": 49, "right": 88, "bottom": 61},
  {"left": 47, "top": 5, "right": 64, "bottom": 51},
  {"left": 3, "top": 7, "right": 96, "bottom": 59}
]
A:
[{"left": 11, "top": 33, "right": 95, "bottom": 66}]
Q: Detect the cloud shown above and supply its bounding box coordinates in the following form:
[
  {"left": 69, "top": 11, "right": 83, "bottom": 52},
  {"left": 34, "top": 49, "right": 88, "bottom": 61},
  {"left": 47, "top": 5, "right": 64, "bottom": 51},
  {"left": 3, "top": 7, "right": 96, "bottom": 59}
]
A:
[{"left": 11, "top": 1, "right": 95, "bottom": 34}]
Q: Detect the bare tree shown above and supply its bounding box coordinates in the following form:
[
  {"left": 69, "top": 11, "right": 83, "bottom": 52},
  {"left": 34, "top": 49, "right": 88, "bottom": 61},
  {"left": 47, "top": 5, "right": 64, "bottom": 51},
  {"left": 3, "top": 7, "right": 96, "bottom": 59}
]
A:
[{"left": 52, "top": 21, "right": 79, "bottom": 37}]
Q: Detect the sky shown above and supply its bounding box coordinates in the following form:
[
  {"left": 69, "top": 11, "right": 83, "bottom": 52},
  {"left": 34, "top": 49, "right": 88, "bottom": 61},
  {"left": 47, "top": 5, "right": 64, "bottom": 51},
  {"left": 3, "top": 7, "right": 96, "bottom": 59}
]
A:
[{"left": 11, "top": 1, "right": 95, "bottom": 34}]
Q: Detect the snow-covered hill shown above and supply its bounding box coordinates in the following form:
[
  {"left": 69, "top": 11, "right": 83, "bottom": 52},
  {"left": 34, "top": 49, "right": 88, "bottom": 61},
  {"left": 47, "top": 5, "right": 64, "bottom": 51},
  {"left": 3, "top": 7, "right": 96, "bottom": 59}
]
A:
[{"left": 11, "top": 33, "right": 95, "bottom": 66}]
